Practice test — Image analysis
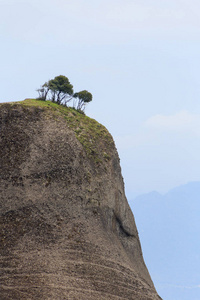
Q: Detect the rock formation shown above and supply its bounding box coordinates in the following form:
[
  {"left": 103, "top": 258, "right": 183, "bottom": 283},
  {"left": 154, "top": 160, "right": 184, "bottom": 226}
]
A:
[{"left": 0, "top": 99, "right": 162, "bottom": 299}]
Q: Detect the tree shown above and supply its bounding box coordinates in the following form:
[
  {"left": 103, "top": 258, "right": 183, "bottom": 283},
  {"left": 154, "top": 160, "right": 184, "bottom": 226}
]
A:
[
  {"left": 37, "top": 75, "right": 73, "bottom": 104},
  {"left": 48, "top": 75, "right": 74, "bottom": 105},
  {"left": 37, "top": 75, "right": 93, "bottom": 111},
  {"left": 36, "top": 82, "right": 49, "bottom": 101},
  {"left": 73, "top": 90, "right": 93, "bottom": 111}
]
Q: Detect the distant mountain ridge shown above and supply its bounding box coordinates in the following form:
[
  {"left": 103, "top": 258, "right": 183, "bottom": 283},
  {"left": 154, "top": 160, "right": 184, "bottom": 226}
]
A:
[{"left": 131, "top": 181, "right": 200, "bottom": 300}]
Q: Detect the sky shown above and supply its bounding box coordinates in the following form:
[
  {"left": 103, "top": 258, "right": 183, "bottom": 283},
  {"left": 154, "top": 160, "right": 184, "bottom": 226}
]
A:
[
  {"left": 1, "top": 0, "right": 200, "bottom": 198},
  {"left": 1, "top": 1, "right": 200, "bottom": 299}
]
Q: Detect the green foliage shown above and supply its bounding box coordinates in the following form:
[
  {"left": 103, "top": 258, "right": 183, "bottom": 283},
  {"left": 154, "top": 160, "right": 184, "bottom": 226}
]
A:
[
  {"left": 37, "top": 75, "right": 92, "bottom": 112},
  {"left": 73, "top": 90, "right": 93, "bottom": 111},
  {"left": 48, "top": 75, "right": 74, "bottom": 105},
  {"left": 16, "top": 99, "right": 113, "bottom": 166}
]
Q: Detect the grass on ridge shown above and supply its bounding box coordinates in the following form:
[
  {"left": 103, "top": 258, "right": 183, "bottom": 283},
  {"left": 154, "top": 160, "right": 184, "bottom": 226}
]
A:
[{"left": 2, "top": 98, "right": 114, "bottom": 165}]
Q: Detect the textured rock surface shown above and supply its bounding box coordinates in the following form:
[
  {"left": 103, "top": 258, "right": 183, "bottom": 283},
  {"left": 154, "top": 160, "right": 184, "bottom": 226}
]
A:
[{"left": 0, "top": 100, "right": 162, "bottom": 299}]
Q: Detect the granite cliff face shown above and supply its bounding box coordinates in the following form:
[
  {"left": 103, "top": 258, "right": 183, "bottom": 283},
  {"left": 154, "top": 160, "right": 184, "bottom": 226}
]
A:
[{"left": 0, "top": 99, "right": 161, "bottom": 300}]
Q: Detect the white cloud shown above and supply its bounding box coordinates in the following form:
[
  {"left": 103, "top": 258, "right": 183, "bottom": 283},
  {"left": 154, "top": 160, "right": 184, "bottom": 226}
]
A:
[
  {"left": 47, "top": 0, "right": 200, "bottom": 42},
  {"left": 1, "top": 0, "right": 200, "bottom": 44},
  {"left": 115, "top": 110, "right": 200, "bottom": 151},
  {"left": 144, "top": 110, "right": 200, "bottom": 134}
]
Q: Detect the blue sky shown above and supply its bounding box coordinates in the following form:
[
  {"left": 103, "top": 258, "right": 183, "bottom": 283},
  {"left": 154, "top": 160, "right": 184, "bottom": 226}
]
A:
[{"left": 1, "top": 0, "right": 200, "bottom": 197}]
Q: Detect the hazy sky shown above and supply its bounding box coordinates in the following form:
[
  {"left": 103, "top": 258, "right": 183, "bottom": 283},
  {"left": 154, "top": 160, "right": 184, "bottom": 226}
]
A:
[{"left": 1, "top": 0, "right": 200, "bottom": 197}]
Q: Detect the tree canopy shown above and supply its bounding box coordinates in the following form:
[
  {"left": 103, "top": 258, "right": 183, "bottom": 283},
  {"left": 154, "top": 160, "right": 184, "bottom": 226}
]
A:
[
  {"left": 37, "top": 75, "right": 92, "bottom": 112},
  {"left": 73, "top": 90, "right": 93, "bottom": 111}
]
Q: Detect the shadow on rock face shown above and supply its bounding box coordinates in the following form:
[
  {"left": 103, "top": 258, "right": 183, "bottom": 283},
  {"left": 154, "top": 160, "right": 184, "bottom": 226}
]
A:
[{"left": 0, "top": 101, "right": 162, "bottom": 300}]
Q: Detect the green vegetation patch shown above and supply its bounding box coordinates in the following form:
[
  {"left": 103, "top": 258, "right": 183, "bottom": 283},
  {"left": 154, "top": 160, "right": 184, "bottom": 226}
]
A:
[{"left": 3, "top": 99, "right": 114, "bottom": 165}]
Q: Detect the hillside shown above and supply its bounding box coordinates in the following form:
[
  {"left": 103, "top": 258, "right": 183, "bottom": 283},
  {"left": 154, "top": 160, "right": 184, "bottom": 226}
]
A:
[
  {"left": 132, "top": 182, "right": 200, "bottom": 300},
  {"left": 0, "top": 99, "right": 161, "bottom": 300}
]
